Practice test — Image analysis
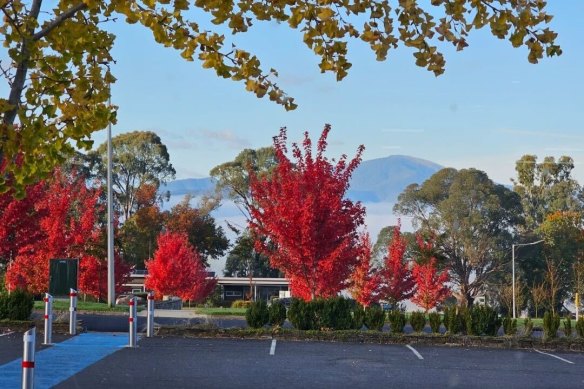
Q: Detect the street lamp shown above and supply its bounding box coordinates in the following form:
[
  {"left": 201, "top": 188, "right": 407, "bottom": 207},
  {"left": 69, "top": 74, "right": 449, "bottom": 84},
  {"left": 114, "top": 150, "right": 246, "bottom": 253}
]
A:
[
  {"left": 107, "top": 93, "right": 115, "bottom": 307},
  {"left": 512, "top": 239, "right": 544, "bottom": 319}
]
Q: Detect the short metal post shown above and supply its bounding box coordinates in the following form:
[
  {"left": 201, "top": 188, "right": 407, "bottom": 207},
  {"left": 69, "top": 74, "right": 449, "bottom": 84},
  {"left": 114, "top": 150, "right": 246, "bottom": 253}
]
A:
[
  {"left": 43, "top": 293, "right": 53, "bottom": 345},
  {"left": 147, "top": 292, "right": 154, "bottom": 337},
  {"left": 22, "top": 327, "right": 35, "bottom": 389},
  {"left": 128, "top": 297, "right": 137, "bottom": 347},
  {"left": 69, "top": 288, "right": 78, "bottom": 335}
]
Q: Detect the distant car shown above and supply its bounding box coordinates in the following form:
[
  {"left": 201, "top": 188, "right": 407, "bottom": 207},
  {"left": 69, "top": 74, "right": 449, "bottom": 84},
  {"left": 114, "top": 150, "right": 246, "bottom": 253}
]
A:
[{"left": 115, "top": 294, "right": 146, "bottom": 306}]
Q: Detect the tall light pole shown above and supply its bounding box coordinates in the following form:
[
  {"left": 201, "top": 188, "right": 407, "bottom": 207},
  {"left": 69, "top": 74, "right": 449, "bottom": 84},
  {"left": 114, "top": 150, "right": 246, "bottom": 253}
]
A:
[
  {"left": 512, "top": 239, "right": 544, "bottom": 319},
  {"left": 107, "top": 95, "right": 115, "bottom": 307}
]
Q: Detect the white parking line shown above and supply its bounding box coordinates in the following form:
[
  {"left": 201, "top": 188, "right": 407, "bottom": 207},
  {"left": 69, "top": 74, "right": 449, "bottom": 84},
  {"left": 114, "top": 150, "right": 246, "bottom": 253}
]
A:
[
  {"left": 534, "top": 349, "right": 575, "bottom": 364},
  {"left": 406, "top": 344, "right": 423, "bottom": 360},
  {"left": 270, "top": 339, "right": 277, "bottom": 355},
  {"left": 0, "top": 331, "right": 15, "bottom": 337}
]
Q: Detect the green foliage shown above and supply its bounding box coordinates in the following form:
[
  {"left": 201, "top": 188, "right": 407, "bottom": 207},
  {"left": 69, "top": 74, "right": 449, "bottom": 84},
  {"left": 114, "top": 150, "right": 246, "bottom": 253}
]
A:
[
  {"left": 543, "top": 311, "right": 561, "bottom": 339},
  {"left": 443, "top": 306, "right": 463, "bottom": 334},
  {"left": 351, "top": 304, "right": 365, "bottom": 330},
  {"left": 268, "top": 302, "right": 287, "bottom": 327},
  {"left": 224, "top": 231, "right": 280, "bottom": 277},
  {"left": 388, "top": 310, "right": 407, "bottom": 334},
  {"left": 204, "top": 285, "right": 224, "bottom": 307},
  {"left": 364, "top": 305, "right": 386, "bottom": 331},
  {"left": 523, "top": 318, "right": 534, "bottom": 337},
  {"left": 288, "top": 298, "right": 316, "bottom": 330},
  {"left": 210, "top": 147, "right": 277, "bottom": 221},
  {"left": 394, "top": 168, "right": 523, "bottom": 306},
  {"left": 575, "top": 318, "right": 584, "bottom": 338},
  {"left": 466, "top": 306, "right": 501, "bottom": 336},
  {"left": 563, "top": 316, "right": 572, "bottom": 337},
  {"left": 409, "top": 311, "right": 427, "bottom": 333},
  {"left": 245, "top": 300, "right": 269, "bottom": 328},
  {"left": 320, "top": 297, "right": 353, "bottom": 330},
  {"left": 503, "top": 316, "right": 517, "bottom": 336},
  {"left": 231, "top": 300, "right": 252, "bottom": 309},
  {"left": 0, "top": 289, "right": 34, "bottom": 320},
  {"left": 428, "top": 312, "right": 442, "bottom": 333}
]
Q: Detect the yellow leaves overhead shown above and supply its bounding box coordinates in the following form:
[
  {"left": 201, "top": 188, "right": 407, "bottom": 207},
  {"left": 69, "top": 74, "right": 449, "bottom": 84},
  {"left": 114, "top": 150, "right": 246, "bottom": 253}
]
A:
[{"left": 0, "top": 0, "right": 562, "bottom": 195}]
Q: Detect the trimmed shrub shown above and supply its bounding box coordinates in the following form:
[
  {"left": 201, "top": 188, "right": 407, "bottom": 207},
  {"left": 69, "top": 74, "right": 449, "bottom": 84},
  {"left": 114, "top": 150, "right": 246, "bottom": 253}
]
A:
[
  {"left": 0, "top": 289, "right": 34, "bottom": 321},
  {"left": 321, "top": 297, "right": 353, "bottom": 330},
  {"left": 575, "top": 317, "right": 584, "bottom": 338},
  {"left": 563, "top": 316, "right": 572, "bottom": 338},
  {"left": 288, "top": 298, "right": 316, "bottom": 330},
  {"left": 428, "top": 312, "right": 442, "bottom": 333},
  {"left": 502, "top": 316, "right": 517, "bottom": 336},
  {"left": 466, "top": 305, "right": 501, "bottom": 336},
  {"left": 388, "top": 310, "right": 406, "bottom": 334},
  {"left": 364, "top": 305, "right": 386, "bottom": 331},
  {"left": 523, "top": 318, "right": 534, "bottom": 337},
  {"left": 268, "top": 302, "right": 287, "bottom": 327},
  {"left": 443, "top": 306, "right": 463, "bottom": 334},
  {"left": 232, "top": 300, "right": 252, "bottom": 309},
  {"left": 543, "top": 311, "right": 560, "bottom": 339},
  {"left": 351, "top": 303, "right": 365, "bottom": 330},
  {"left": 409, "top": 311, "right": 426, "bottom": 333},
  {"left": 245, "top": 300, "right": 269, "bottom": 328}
]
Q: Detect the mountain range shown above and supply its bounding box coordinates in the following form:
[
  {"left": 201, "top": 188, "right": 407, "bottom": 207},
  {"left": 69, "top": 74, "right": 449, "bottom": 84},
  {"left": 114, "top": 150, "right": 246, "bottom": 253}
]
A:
[{"left": 163, "top": 155, "right": 443, "bottom": 204}]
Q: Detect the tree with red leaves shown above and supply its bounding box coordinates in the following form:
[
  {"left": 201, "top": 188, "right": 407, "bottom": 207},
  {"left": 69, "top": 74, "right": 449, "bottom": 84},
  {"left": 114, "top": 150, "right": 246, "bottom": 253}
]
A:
[
  {"left": 145, "top": 231, "right": 216, "bottom": 302},
  {"left": 0, "top": 181, "right": 46, "bottom": 267},
  {"left": 350, "top": 233, "right": 380, "bottom": 307},
  {"left": 4, "top": 169, "right": 130, "bottom": 296},
  {"left": 249, "top": 125, "right": 365, "bottom": 300},
  {"left": 377, "top": 223, "right": 416, "bottom": 306},
  {"left": 411, "top": 234, "right": 450, "bottom": 312},
  {"left": 78, "top": 255, "right": 131, "bottom": 301}
]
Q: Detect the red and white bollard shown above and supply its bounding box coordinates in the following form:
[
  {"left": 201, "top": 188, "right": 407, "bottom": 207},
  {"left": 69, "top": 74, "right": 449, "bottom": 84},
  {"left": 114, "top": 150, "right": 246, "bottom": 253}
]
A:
[
  {"left": 147, "top": 292, "right": 154, "bottom": 338},
  {"left": 22, "top": 327, "right": 35, "bottom": 389},
  {"left": 128, "top": 296, "right": 137, "bottom": 347},
  {"left": 69, "top": 288, "right": 78, "bottom": 335},
  {"left": 43, "top": 293, "right": 53, "bottom": 345}
]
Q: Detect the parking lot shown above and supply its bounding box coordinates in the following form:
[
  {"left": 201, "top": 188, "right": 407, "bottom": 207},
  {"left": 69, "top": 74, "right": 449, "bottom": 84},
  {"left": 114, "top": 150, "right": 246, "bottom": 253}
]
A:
[{"left": 3, "top": 332, "right": 583, "bottom": 388}]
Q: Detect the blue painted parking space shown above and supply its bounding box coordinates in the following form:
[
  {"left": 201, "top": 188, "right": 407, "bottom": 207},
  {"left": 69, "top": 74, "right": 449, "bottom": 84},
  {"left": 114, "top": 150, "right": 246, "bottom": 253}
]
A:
[{"left": 0, "top": 332, "right": 128, "bottom": 389}]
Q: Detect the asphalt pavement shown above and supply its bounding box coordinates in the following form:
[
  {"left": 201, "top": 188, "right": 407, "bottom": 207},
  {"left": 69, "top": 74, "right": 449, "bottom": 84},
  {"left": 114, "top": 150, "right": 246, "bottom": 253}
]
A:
[{"left": 54, "top": 337, "right": 584, "bottom": 389}]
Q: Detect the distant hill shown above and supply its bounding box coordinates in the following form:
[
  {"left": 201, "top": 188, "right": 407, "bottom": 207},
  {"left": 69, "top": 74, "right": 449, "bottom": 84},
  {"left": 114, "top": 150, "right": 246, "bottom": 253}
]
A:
[
  {"left": 163, "top": 155, "right": 442, "bottom": 203},
  {"left": 347, "top": 155, "right": 442, "bottom": 203}
]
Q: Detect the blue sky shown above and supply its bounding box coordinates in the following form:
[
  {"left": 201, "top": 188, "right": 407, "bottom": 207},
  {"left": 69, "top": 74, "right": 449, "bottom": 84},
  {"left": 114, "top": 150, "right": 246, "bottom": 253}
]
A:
[{"left": 87, "top": 1, "right": 584, "bottom": 187}]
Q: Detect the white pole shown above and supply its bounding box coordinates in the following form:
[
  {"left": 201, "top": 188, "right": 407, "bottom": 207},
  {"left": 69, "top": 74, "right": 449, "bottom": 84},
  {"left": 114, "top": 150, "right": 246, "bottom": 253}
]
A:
[
  {"left": 22, "top": 327, "right": 35, "bottom": 389},
  {"left": 43, "top": 293, "right": 53, "bottom": 345},
  {"left": 512, "top": 245, "right": 516, "bottom": 319},
  {"left": 107, "top": 110, "right": 115, "bottom": 307},
  {"left": 147, "top": 292, "right": 154, "bottom": 337},
  {"left": 129, "top": 297, "right": 137, "bottom": 347},
  {"left": 69, "top": 288, "right": 78, "bottom": 335}
]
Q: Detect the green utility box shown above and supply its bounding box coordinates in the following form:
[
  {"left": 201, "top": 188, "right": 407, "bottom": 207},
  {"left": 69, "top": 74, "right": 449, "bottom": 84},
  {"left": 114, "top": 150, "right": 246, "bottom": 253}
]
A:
[{"left": 49, "top": 258, "right": 79, "bottom": 297}]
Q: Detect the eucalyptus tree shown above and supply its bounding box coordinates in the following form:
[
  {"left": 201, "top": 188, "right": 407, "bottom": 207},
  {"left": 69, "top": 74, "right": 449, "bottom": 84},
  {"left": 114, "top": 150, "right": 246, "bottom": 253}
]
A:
[{"left": 394, "top": 168, "right": 523, "bottom": 307}]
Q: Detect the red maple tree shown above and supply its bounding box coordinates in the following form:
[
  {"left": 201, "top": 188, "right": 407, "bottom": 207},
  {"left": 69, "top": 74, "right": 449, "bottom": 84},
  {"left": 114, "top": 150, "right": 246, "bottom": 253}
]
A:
[
  {"left": 411, "top": 236, "right": 450, "bottom": 312},
  {"left": 350, "top": 233, "right": 380, "bottom": 307},
  {"left": 0, "top": 181, "right": 46, "bottom": 266},
  {"left": 249, "top": 125, "right": 365, "bottom": 300},
  {"left": 78, "top": 255, "right": 131, "bottom": 300},
  {"left": 145, "top": 231, "right": 216, "bottom": 302},
  {"left": 4, "top": 169, "right": 130, "bottom": 295},
  {"left": 377, "top": 223, "right": 416, "bottom": 305}
]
